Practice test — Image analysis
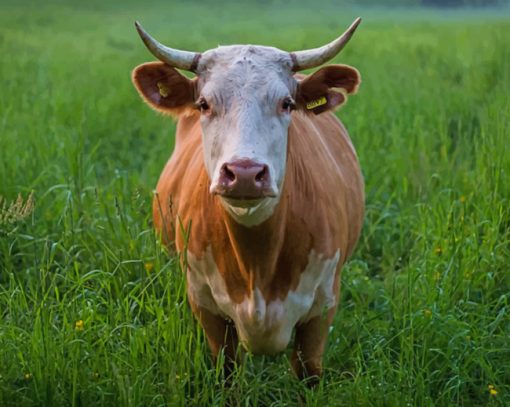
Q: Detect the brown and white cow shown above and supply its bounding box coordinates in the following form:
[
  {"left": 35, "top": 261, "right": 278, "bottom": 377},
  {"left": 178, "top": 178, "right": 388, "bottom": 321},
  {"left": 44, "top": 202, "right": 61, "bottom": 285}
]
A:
[{"left": 132, "top": 18, "right": 364, "bottom": 384}]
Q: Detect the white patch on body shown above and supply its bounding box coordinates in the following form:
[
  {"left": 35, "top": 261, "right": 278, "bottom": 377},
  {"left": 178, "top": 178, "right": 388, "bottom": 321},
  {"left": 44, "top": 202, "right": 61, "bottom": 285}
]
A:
[{"left": 187, "top": 247, "right": 340, "bottom": 354}]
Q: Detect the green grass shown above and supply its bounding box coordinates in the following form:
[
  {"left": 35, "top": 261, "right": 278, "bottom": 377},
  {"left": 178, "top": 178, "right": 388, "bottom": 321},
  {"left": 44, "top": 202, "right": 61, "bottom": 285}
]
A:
[{"left": 1, "top": 1, "right": 509, "bottom": 405}]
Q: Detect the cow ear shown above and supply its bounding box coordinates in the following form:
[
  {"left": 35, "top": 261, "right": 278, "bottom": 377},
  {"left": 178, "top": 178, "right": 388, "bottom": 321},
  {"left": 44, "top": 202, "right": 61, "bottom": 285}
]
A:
[
  {"left": 296, "top": 65, "right": 361, "bottom": 115},
  {"left": 132, "top": 62, "right": 196, "bottom": 116}
]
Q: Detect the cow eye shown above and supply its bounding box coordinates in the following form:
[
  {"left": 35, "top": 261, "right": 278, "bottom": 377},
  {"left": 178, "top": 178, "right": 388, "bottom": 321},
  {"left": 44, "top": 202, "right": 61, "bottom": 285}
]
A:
[
  {"left": 196, "top": 96, "right": 210, "bottom": 112},
  {"left": 281, "top": 97, "right": 296, "bottom": 112}
]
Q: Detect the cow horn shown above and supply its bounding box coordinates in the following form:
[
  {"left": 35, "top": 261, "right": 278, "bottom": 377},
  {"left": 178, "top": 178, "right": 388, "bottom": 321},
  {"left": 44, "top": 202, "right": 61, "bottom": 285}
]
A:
[
  {"left": 290, "top": 17, "right": 361, "bottom": 71},
  {"left": 135, "top": 21, "right": 201, "bottom": 71}
]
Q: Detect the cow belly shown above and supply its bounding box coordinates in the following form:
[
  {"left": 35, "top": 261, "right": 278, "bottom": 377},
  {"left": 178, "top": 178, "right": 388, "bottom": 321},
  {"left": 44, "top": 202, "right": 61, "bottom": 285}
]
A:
[{"left": 187, "top": 248, "right": 340, "bottom": 355}]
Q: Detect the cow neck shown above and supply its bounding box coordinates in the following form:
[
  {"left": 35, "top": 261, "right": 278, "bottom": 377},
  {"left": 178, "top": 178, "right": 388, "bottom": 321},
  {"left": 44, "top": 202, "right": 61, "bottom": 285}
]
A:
[{"left": 218, "top": 193, "right": 288, "bottom": 292}]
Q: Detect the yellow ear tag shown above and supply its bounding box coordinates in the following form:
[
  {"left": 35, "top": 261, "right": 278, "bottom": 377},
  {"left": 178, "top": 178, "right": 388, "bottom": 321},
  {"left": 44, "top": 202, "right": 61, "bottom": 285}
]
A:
[
  {"left": 306, "top": 96, "right": 327, "bottom": 110},
  {"left": 157, "top": 82, "right": 170, "bottom": 98}
]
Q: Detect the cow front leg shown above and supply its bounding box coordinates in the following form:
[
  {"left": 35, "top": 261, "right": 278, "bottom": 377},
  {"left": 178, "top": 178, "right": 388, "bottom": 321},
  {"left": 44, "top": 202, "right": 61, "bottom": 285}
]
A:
[
  {"left": 188, "top": 298, "right": 239, "bottom": 379},
  {"left": 291, "top": 308, "right": 336, "bottom": 387}
]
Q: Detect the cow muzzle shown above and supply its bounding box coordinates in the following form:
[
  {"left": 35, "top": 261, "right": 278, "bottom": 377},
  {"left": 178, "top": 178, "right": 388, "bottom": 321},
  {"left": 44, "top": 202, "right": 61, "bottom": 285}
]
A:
[{"left": 211, "top": 159, "right": 277, "bottom": 201}]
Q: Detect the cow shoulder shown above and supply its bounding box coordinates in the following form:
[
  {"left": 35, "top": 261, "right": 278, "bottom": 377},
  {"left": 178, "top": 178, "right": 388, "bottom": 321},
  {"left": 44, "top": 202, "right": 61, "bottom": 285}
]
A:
[{"left": 286, "top": 111, "right": 364, "bottom": 261}]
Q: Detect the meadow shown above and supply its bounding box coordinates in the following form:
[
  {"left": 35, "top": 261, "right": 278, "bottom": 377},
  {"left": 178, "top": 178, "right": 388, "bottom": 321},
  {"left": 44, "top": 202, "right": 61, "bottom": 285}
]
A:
[{"left": 0, "top": 0, "right": 509, "bottom": 405}]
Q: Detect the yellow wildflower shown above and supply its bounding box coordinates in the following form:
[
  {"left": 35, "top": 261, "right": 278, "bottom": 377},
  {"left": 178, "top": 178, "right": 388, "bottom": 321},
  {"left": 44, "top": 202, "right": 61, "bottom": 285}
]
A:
[
  {"left": 423, "top": 309, "right": 432, "bottom": 318},
  {"left": 488, "top": 384, "right": 497, "bottom": 396},
  {"left": 144, "top": 262, "right": 154, "bottom": 272},
  {"left": 75, "top": 319, "right": 84, "bottom": 331},
  {"left": 24, "top": 372, "right": 32, "bottom": 380},
  {"left": 434, "top": 246, "right": 442, "bottom": 256}
]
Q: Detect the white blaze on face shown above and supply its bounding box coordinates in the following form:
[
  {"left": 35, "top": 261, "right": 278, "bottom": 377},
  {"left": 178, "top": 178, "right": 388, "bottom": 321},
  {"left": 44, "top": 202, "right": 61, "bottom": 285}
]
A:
[{"left": 196, "top": 46, "right": 297, "bottom": 225}]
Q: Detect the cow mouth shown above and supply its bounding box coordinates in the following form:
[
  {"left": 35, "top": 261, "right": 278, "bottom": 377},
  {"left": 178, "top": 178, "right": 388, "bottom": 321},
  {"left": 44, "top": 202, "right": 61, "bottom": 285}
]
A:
[
  {"left": 219, "top": 190, "right": 276, "bottom": 200},
  {"left": 221, "top": 196, "right": 266, "bottom": 208},
  {"left": 211, "top": 186, "right": 277, "bottom": 203}
]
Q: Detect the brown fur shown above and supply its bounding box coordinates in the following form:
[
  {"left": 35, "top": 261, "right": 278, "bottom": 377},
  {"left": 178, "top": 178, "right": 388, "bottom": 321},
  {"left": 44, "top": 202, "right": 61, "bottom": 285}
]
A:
[{"left": 153, "top": 109, "right": 363, "bottom": 297}]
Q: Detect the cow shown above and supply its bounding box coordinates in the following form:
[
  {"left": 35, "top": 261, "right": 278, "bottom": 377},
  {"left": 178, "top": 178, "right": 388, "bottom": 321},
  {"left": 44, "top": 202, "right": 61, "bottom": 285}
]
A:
[{"left": 132, "top": 18, "right": 364, "bottom": 385}]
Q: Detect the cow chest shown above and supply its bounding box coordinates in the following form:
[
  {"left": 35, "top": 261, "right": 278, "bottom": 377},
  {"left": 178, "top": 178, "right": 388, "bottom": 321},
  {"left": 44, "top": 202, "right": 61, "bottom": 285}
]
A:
[{"left": 186, "top": 247, "right": 340, "bottom": 354}]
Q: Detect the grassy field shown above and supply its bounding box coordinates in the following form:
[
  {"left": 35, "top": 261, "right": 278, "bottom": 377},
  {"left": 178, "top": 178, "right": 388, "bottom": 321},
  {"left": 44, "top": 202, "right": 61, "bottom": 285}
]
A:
[{"left": 1, "top": 0, "right": 509, "bottom": 405}]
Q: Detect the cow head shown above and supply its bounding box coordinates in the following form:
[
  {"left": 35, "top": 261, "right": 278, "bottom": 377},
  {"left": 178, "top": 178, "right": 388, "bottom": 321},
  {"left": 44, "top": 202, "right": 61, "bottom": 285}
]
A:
[{"left": 132, "top": 19, "right": 361, "bottom": 226}]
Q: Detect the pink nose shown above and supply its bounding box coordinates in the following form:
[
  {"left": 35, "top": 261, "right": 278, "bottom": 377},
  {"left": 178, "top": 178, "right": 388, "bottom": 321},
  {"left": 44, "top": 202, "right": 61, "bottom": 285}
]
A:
[{"left": 213, "top": 159, "right": 275, "bottom": 199}]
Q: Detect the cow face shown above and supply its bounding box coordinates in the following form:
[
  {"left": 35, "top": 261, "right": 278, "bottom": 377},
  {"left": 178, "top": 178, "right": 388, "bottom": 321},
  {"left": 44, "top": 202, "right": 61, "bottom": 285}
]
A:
[
  {"left": 195, "top": 46, "right": 296, "bottom": 212},
  {"left": 132, "top": 20, "right": 361, "bottom": 225}
]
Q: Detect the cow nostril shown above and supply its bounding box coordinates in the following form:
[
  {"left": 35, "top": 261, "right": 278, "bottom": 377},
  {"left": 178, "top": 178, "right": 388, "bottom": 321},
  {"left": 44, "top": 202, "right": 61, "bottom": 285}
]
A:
[
  {"left": 216, "top": 160, "right": 273, "bottom": 198},
  {"left": 221, "top": 164, "right": 236, "bottom": 183},
  {"left": 255, "top": 165, "right": 268, "bottom": 183}
]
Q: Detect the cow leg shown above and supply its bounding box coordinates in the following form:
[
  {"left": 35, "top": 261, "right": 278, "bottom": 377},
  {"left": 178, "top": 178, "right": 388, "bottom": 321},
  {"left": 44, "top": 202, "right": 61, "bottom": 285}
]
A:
[
  {"left": 291, "top": 308, "right": 336, "bottom": 387},
  {"left": 188, "top": 298, "right": 239, "bottom": 379}
]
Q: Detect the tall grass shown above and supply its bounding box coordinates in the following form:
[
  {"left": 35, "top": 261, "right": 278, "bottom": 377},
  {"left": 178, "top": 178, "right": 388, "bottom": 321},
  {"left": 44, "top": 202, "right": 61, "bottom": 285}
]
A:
[{"left": 0, "top": 1, "right": 509, "bottom": 405}]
